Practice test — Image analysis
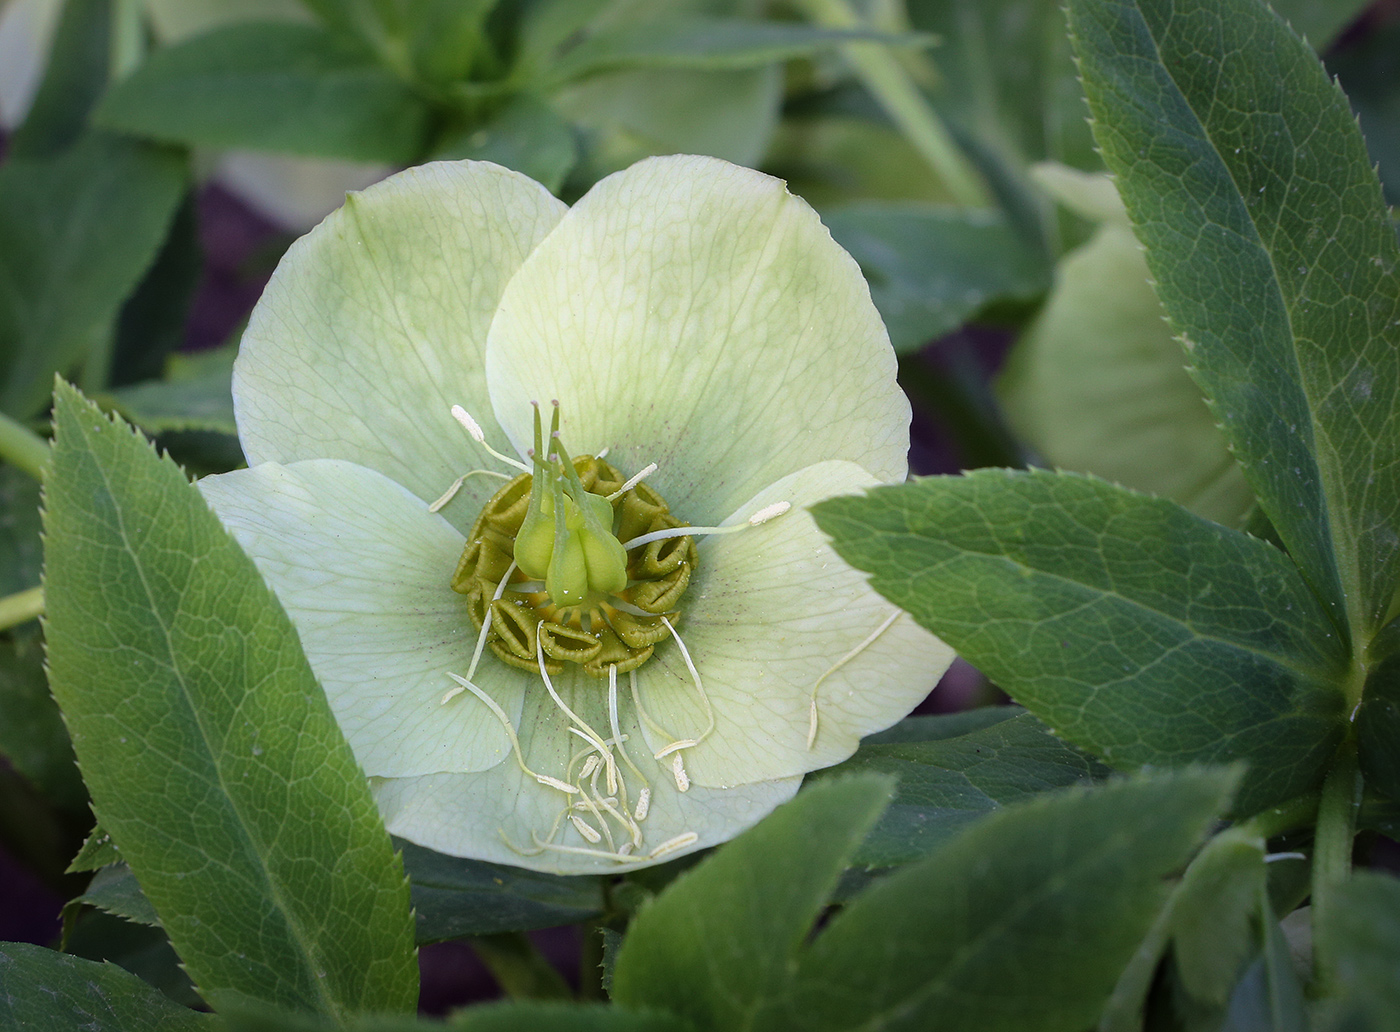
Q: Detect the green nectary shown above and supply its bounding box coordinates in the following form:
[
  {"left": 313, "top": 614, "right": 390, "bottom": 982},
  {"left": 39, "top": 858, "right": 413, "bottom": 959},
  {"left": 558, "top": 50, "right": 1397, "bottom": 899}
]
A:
[{"left": 452, "top": 454, "right": 698, "bottom": 678}]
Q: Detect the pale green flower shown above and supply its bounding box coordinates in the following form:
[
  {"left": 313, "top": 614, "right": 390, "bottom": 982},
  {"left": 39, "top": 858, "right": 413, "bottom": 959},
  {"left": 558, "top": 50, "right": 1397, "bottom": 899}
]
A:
[{"left": 199, "top": 154, "right": 952, "bottom": 873}]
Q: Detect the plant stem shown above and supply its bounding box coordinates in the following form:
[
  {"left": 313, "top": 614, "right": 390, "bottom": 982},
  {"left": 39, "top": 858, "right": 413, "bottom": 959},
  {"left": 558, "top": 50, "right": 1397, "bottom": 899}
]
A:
[
  {"left": 0, "top": 587, "right": 44, "bottom": 632},
  {"left": 469, "top": 932, "right": 572, "bottom": 1000},
  {"left": 793, "top": 0, "right": 991, "bottom": 208},
  {"left": 1237, "top": 791, "right": 1320, "bottom": 841},
  {"left": 0, "top": 411, "right": 50, "bottom": 481},
  {"left": 1311, "top": 736, "right": 1360, "bottom": 988}
]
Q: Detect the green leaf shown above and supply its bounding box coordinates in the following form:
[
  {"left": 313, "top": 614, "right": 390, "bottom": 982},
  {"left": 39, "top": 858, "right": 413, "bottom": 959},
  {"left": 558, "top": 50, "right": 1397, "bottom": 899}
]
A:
[
  {"left": 822, "top": 204, "right": 1050, "bottom": 353},
  {"left": 547, "top": 18, "right": 927, "bottom": 83},
  {"left": 0, "top": 464, "right": 43, "bottom": 597},
  {"left": 1069, "top": 0, "right": 1400, "bottom": 640},
  {"left": 998, "top": 220, "right": 1253, "bottom": 527},
  {"left": 611, "top": 776, "right": 893, "bottom": 1031},
  {"left": 69, "top": 825, "right": 121, "bottom": 873},
  {"left": 75, "top": 863, "right": 162, "bottom": 928},
  {"left": 7, "top": 0, "right": 111, "bottom": 159},
  {"left": 1358, "top": 650, "right": 1400, "bottom": 802},
  {"left": 813, "top": 469, "right": 1348, "bottom": 814},
  {"left": 773, "top": 769, "right": 1238, "bottom": 1032},
  {"left": 0, "top": 134, "right": 187, "bottom": 418},
  {"left": 0, "top": 942, "right": 215, "bottom": 1031},
  {"left": 62, "top": 910, "right": 203, "bottom": 1011},
  {"left": 905, "top": 0, "right": 1096, "bottom": 172},
  {"left": 1270, "top": 0, "right": 1374, "bottom": 50},
  {"left": 399, "top": 839, "right": 604, "bottom": 943},
  {"left": 432, "top": 96, "right": 577, "bottom": 196},
  {"left": 451, "top": 1002, "right": 696, "bottom": 1032},
  {"left": 555, "top": 65, "right": 779, "bottom": 183},
  {"left": 1170, "top": 833, "right": 1266, "bottom": 1006},
  {"left": 0, "top": 638, "right": 85, "bottom": 812},
  {"left": 1329, "top": 21, "right": 1400, "bottom": 208},
  {"left": 42, "top": 383, "right": 418, "bottom": 1018},
  {"left": 813, "top": 710, "right": 1110, "bottom": 867},
  {"left": 95, "top": 23, "right": 431, "bottom": 163},
  {"left": 104, "top": 345, "right": 238, "bottom": 436},
  {"left": 1316, "top": 871, "right": 1400, "bottom": 1030},
  {"left": 1223, "top": 898, "right": 1308, "bottom": 1032}
]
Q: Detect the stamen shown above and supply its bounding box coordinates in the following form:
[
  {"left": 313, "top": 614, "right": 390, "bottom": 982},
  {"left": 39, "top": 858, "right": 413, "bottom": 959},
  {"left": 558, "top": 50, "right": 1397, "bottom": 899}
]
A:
[
  {"left": 530, "top": 834, "right": 645, "bottom": 864},
  {"left": 604, "top": 462, "right": 658, "bottom": 501},
  {"left": 609, "top": 666, "right": 649, "bottom": 800},
  {"left": 579, "top": 754, "right": 600, "bottom": 780},
  {"left": 634, "top": 788, "right": 651, "bottom": 822},
  {"left": 537, "top": 637, "right": 618, "bottom": 789},
  {"left": 442, "top": 561, "right": 517, "bottom": 701},
  {"left": 568, "top": 816, "right": 603, "bottom": 844},
  {"left": 621, "top": 501, "right": 791, "bottom": 550},
  {"left": 649, "top": 832, "right": 699, "bottom": 860},
  {"left": 662, "top": 616, "right": 715, "bottom": 745},
  {"left": 441, "top": 672, "right": 579, "bottom": 795},
  {"left": 671, "top": 753, "right": 690, "bottom": 792},
  {"left": 450, "top": 404, "right": 531, "bottom": 473},
  {"left": 806, "top": 610, "right": 902, "bottom": 750},
  {"left": 428, "top": 468, "right": 513, "bottom": 512},
  {"left": 652, "top": 739, "right": 700, "bottom": 760}
]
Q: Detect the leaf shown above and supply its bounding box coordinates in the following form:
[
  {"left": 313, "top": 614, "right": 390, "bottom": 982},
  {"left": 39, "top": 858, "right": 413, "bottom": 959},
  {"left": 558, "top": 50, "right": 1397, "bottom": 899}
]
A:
[
  {"left": 772, "top": 769, "right": 1238, "bottom": 1032},
  {"left": 1270, "top": 0, "right": 1374, "bottom": 50},
  {"left": 0, "top": 638, "right": 85, "bottom": 812},
  {"left": 1170, "top": 833, "right": 1266, "bottom": 1007},
  {"left": 822, "top": 204, "right": 1050, "bottom": 353},
  {"left": 905, "top": 0, "right": 1096, "bottom": 172},
  {"left": 0, "top": 134, "right": 187, "bottom": 418},
  {"left": 547, "top": 18, "right": 927, "bottom": 83},
  {"left": 95, "top": 23, "right": 431, "bottom": 163},
  {"left": 0, "top": 464, "right": 43, "bottom": 596},
  {"left": 398, "top": 839, "right": 604, "bottom": 943},
  {"left": 42, "top": 383, "right": 418, "bottom": 1018},
  {"left": 104, "top": 345, "right": 238, "bottom": 436},
  {"left": 813, "top": 469, "right": 1348, "bottom": 814},
  {"left": 76, "top": 863, "right": 162, "bottom": 928},
  {"left": 451, "top": 1002, "right": 696, "bottom": 1032},
  {"left": 0, "top": 942, "right": 215, "bottom": 1031},
  {"left": 1069, "top": 0, "right": 1400, "bottom": 640},
  {"left": 812, "top": 710, "right": 1110, "bottom": 867},
  {"left": 997, "top": 220, "right": 1253, "bottom": 527},
  {"left": 1221, "top": 896, "right": 1308, "bottom": 1032},
  {"left": 611, "top": 776, "right": 893, "bottom": 1032},
  {"left": 432, "top": 96, "right": 577, "bottom": 196},
  {"left": 69, "top": 825, "right": 121, "bottom": 873},
  {"left": 1358, "top": 650, "right": 1400, "bottom": 802},
  {"left": 555, "top": 64, "right": 780, "bottom": 182},
  {"left": 109, "top": 198, "right": 204, "bottom": 388},
  {"left": 1316, "top": 871, "right": 1400, "bottom": 1030},
  {"left": 6, "top": 0, "right": 111, "bottom": 159},
  {"left": 62, "top": 911, "right": 203, "bottom": 1012},
  {"left": 1328, "top": 23, "right": 1400, "bottom": 207}
]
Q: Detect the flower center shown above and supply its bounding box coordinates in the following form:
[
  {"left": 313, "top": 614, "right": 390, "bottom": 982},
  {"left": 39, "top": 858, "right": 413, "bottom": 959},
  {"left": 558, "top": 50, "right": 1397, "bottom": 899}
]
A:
[{"left": 450, "top": 407, "right": 697, "bottom": 678}]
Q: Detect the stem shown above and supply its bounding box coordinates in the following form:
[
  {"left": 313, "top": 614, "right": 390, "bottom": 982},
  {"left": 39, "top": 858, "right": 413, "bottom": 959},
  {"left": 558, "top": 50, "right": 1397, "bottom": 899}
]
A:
[
  {"left": 1311, "top": 737, "right": 1360, "bottom": 988},
  {"left": 1237, "top": 791, "right": 1320, "bottom": 841},
  {"left": 793, "top": 0, "right": 991, "bottom": 208},
  {"left": 0, "top": 587, "right": 44, "bottom": 632},
  {"left": 0, "top": 411, "right": 50, "bottom": 481},
  {"left": 469, "top": 932, "right": 572, "bottom": 1000}
]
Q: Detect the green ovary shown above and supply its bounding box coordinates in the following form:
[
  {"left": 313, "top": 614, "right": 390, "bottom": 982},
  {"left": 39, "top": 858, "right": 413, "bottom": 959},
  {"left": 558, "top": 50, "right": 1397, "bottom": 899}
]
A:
[{"left": 451, "top": 452, "right": 697, "bottom": 677}]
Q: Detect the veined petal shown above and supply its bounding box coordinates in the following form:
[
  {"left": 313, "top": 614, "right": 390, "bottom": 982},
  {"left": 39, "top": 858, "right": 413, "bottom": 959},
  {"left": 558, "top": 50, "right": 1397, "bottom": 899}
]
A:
[
  {"left": 233, "top": 161, "right": 567, "bottom": 533},
  {"left": 485, "top": 154, "right": 910, "bottom": 528},
  {"left": 634, "top": 460, "right": 953, "bottom": 786},
  {"left": 199, "top": 459, "right": 525, "bottom": 777},
  {"left": 372, "top": 673, "right": 801, "bottom": 874}
]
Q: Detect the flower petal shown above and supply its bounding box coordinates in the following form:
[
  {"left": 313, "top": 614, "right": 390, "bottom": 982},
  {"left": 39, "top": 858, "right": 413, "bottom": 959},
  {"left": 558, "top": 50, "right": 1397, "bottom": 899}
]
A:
[
  {"left": 372, "top": 671, "right": 801, "bottom": 874},
  {"left": 199, "top": 459, "right": 526, "bottom": 777},
  {"left": 633, "top": 459, "right": 953, "bottom": 786},
  {"left": 484, "top": 154, "right": 910, "bottom": 528},
  {"left": 233, "top": 160, "right": 567, "bottom": 531}
]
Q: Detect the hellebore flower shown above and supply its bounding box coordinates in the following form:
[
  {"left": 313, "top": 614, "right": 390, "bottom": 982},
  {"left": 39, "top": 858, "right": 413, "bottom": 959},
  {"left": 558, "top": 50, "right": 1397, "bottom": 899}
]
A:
[{"left": 199, "top": 154, "right": 953, "bottom": 873}]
